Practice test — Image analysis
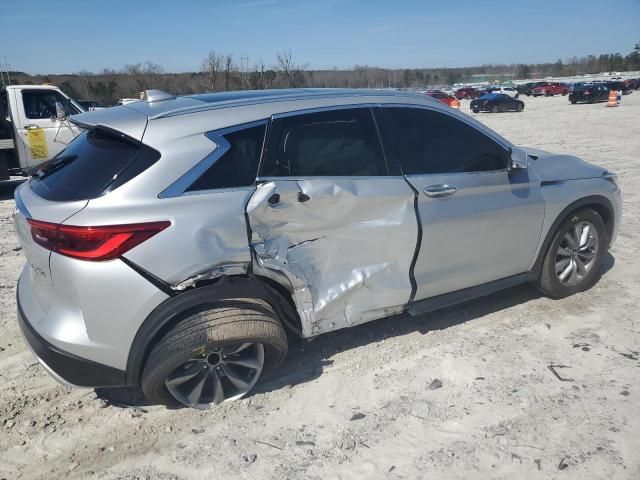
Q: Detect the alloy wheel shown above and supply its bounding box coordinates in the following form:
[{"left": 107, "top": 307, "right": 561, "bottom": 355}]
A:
[
  {"left": 555, "top": 221, "right": 599, "bottom": 287},
  {"left": 165, "top": 342, "right": 264, "bottom": 409}
]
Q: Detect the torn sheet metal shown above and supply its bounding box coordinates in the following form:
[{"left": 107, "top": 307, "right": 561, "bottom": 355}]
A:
[{"left": 247, "top": 178, "right": 418, "bottom": 337}]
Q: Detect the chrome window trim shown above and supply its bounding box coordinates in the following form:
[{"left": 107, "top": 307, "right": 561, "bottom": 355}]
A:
[{"left": 159, "top": 119, "right": 268, "bottom": 199}]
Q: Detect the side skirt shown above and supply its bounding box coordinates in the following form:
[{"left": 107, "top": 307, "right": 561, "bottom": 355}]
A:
[{"left": 407, "top": 272, "right": 536, "bottom": 317}]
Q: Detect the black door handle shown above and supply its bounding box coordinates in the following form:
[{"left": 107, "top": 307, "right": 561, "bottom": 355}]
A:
[
  {"left": 268, "top": 193, "right": 280, "bottom": 205},
  {"left": 298, "top": 192, "right": 310, "bottom": 203}
]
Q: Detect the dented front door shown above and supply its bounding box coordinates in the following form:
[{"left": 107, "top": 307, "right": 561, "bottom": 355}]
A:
[
  {"left": 247, "top": 178, "right": 417, "bottom": 337},
  {"left": 246, "top": 106, "right": 418, "bottom": 337}
]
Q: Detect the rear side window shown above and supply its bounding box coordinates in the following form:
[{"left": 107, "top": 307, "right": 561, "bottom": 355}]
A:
[
  {"left": 29, "top": 128, "right": 159, "bottom": 201},
  {"left": 375, "top": 107, "right": 506, "bottom": 175},
  {"left": 261, "top": 108, "right": 386, "bottom": 177},
  {"left": 186, "top": 123, "right": 266, "bottom": 192}
]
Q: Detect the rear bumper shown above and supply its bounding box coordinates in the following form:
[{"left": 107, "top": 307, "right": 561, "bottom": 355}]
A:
[{"left": 17, "top": 286, "right": 126, "bottom": 388}]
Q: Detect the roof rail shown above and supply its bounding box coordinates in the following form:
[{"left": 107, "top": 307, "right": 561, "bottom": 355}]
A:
[{"left": 141, "top": 89, "right": 176, "bottom": 103}]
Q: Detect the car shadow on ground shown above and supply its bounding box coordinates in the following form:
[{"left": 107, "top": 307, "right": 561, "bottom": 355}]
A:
[
  {"left": 0, "top": 179, "right": 26, "bottom": 200},
  {"left": 97, "top": 252, "right": 615, "bottom": 409}
]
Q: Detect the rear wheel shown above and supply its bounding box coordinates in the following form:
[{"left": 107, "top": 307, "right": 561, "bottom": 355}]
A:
[
  {"left": 545, "top": 91, "right": 551, "bottom": 97},
  {"left": 141, "top": 299, "right": 288, "bottom": 409},
  {"left": 491, "top": 105, "right": 499, "bottom": 113},
  {"left": 536, "top": 209, "right": 607, "bottom": 298},
  {"left": 472, "top": 109, "right": 480, "bottom": 113},
  {"left": 516, "top": 102, "right": 523, "bottom": 112}
]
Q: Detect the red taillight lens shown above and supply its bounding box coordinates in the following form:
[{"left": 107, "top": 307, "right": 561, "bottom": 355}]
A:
[{"left": 26, "top": 219, "right": 170, "bottom": 261}]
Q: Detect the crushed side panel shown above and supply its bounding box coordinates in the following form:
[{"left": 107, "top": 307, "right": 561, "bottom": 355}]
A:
[{"left": 247, "top": 178, "right": 418, "bottom": 337}]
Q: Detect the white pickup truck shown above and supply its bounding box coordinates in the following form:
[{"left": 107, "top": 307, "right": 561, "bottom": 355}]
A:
[{"left": 0, "top": 85, "right": 85, "bottom": 180}]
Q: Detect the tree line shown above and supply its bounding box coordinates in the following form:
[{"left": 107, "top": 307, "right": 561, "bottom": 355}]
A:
[{"left": 5, "top": 43, "right": 639, "bottom": 104}]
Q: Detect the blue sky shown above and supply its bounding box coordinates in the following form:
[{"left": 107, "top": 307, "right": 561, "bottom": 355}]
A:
[{"left": 1, "top": 0, "right": 638, "bottom": 74}]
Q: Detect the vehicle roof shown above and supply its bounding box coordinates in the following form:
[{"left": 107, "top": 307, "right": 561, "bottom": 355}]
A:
[
  {"left": 2, "top": 84, "right": 65, "bottom": 91},
  {"left": 478, "top": 93, "right": 502, "bottom": 99},
  {"left": 70, "top": 88, "right": 512, "bottom": 152},
  {"left": 120, "top": 88, "right": 437, "bottom": 120}
]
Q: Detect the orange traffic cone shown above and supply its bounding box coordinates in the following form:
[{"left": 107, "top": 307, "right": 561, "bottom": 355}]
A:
[
  {"left": 451, "top": 98, "right": 460, "bottom": 109},
  {"left": 606, "top": 90, "right": 617, "bottom": 107}
]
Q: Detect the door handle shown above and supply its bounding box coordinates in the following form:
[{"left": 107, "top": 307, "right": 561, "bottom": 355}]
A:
[
  {"left": 25, "top": 124, "right": 39, "bottom": 130},
  {"left": 423, "top": 184, "right": 457, "bottom": 198}
]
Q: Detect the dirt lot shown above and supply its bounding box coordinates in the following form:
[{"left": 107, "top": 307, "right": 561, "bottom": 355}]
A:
[{"left": 1, "top": 93, "right": 638, "bottom": 480}]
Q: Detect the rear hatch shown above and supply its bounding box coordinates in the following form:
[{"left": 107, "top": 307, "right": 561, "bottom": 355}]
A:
[{"left": 14, "top": 123, "right": 160, "bottom": 314}]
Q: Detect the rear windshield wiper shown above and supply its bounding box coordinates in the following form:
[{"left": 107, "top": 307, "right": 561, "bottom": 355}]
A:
[{"left": 33, "top": 154, "right": 78, "bottom": 180}]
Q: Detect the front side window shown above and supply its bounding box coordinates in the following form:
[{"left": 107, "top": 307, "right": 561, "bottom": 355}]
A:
[
  {"left": 375, "top": 107, "right": 506, "bottom": 175},
  {"left": 186, "top": 123, "right": 266, "bottom": 192},
  {"left": 260, "top": 108, "right": 386, "bottom": 177},
  {"left": 22, "top": 90, "right": 81, "bottom": 120}
]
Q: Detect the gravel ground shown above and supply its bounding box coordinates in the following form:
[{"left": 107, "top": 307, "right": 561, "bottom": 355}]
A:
[{"left": 0, "top": 93, "right": 638, "bottom": 480}]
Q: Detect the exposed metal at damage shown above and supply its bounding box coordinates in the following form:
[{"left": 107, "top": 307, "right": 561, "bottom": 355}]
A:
[{"left": 247, "top": 178, "right": 418, "bottom": 337}]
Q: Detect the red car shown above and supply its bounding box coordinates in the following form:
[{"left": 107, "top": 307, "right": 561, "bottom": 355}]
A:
[
  {"left": 425, "top": 91, "right": 459, "bottom": 107},
  {"left": 531, "top": 82, "right": 570, "bottom": 97},
  {"left": 454, "top": 87, "right": 481, "bottom": 99}
]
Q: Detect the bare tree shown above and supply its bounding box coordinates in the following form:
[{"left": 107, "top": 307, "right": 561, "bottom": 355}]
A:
[
  {"left": 224, "top": 54, "right": 233, "bottom": 91},
  {"left": 276, "top": 50, "right": 307, "bottom": 88},
  {"left": 201, "top": 50, "right": 223, "bottom": 91},
  {"left": 121, "top": 61, "right": 165, "bottom": 93}
]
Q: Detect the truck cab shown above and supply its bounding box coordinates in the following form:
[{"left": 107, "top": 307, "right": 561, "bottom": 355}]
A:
[{"left": 0, "top": 85, "right": 85, "bottom": 180}]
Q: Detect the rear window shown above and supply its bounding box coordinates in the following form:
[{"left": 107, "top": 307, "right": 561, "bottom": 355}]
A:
[{"left": 29, "top": 128, "right": 160, "bottom": 202}]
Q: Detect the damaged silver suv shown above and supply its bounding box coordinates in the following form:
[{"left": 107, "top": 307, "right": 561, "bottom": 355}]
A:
[{"left": 14, "top": 89, "right": 621, "bottom": 408}]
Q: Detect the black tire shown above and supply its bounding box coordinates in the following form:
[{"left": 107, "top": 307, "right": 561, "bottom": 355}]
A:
[
  {"left": 536, "top": 209, "right": 607, "bottom": 298},
  {"left": 516, "top": 102, "right": 524, "bottom": 112},
  {"left": 545, "top": 91, "right": 551, "bottom": 97},
  {"left": 491, "top": 105, "right": 499, "bottom": 113},
  {"left": 141, "top": 298, "right": 288, "bottom": 406},
  {"left": 472, "top": 109, "right": 480, "bottom": 113},
  {"left": 571, "top": 99, "right": 577, "bottom": 104}
]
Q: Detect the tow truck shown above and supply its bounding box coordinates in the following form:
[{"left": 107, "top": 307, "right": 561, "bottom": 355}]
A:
[{"left": 0, "top": 85, "right": 84, "bottom": 180}]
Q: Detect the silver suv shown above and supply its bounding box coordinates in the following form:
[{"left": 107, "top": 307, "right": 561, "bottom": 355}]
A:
[{"left": 14, "top": 89, "right": 621, "bottom": 409}]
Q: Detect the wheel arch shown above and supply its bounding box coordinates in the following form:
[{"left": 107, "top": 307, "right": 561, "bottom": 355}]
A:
[
  {"left": 532, "top": 194, "right": 614, "bottom": 275},
  {"left": 125, "top": 274, "right": 301, "bottom": 386}
]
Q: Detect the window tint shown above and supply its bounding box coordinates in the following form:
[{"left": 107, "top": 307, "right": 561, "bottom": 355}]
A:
[
  {"left": 29, "top": 128, "right": 159, "bottom": 201},
  {"left": 186, "top": 123, "right": 266, "bottom": 192},
  {"left": 22, "top": 90, "right": 81, "bottom": 119},
  {"left": 261, "top": 108, "right": 386, "bottom": 177},
  {"left": 375, "top": 107, "right": 506, "bottom": 175}
]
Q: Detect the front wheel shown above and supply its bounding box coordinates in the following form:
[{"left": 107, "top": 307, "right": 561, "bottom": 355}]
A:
[
  {"left": 536, "top": 209, "right": 607, "bottom": 298},
  {"left": 141, "top": 299, "right": 288, "bottom": 408},
  {"left": 472, "top": 109, "right": 480, "bottom": 113}
]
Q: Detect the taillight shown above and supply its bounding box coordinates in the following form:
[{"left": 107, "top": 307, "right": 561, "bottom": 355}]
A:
[{"left": 26, "top": 219, "right": 170, "bottom": 261}]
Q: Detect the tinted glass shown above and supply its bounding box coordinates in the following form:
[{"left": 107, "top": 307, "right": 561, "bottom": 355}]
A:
[
  {"left": 375, "top": 107, "right": 506, "bottom": 175},
  {"left": 22, "top": 90, "right": 81, "bottom": 119},
  {"left": 261, "top": 108, "right": 386, "bottom": 177},
  {"left": 29, "top": 128, "right": 159, "bottom": 201},
  {"left": 186, "top": 123, "right": 266, "bottom": 191}
]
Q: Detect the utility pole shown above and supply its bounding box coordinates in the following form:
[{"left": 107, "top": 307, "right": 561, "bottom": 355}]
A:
[{"left": 0, "top": 57, "right": 11, "bottom": 87}]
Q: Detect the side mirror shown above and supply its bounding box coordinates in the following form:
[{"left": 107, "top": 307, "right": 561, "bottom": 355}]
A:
[
  {"left": 508, "top": 147, "right": 528, "bottom": 171},
  {"left": 54, "top": 101, "right": 67, "bottom": 121}
]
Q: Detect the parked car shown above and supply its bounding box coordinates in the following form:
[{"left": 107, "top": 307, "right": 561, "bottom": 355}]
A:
[
  {"left": 454, "top": 87, "right": 481, "bottom": 100},
  {"left": 470, "top": 93, "right": 525, "bottom": 113},
  {"left": 623, "top": 78, "right": 639, "bottom": 90},
  {"left": 77, "top": 100, "right": 107, "bottom": 111},
  {"left": 14, "top": 88, "right": 621, "bottom": 409},
  {"left": 425, "top": 91, "right": 459, "bottom": 107},
  {"left": 487, "top": 86, "right": 519, "bottom": 98},
  {"left": 569, "top": 84, "right": 614, "bottom": 104},
  {"left": 531, "top": 83, "right": 570, "bottom": 97},
  {"left": 604, "top": 81, "right": 632, "bottom": 95},
  {"left": 516, "top": 82, "right": 546, "bottom": 96}
]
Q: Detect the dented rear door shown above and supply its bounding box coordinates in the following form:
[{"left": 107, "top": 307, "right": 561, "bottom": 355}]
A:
[{"left": 247, "top": 107, "right": 418, "bottom": 337}]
